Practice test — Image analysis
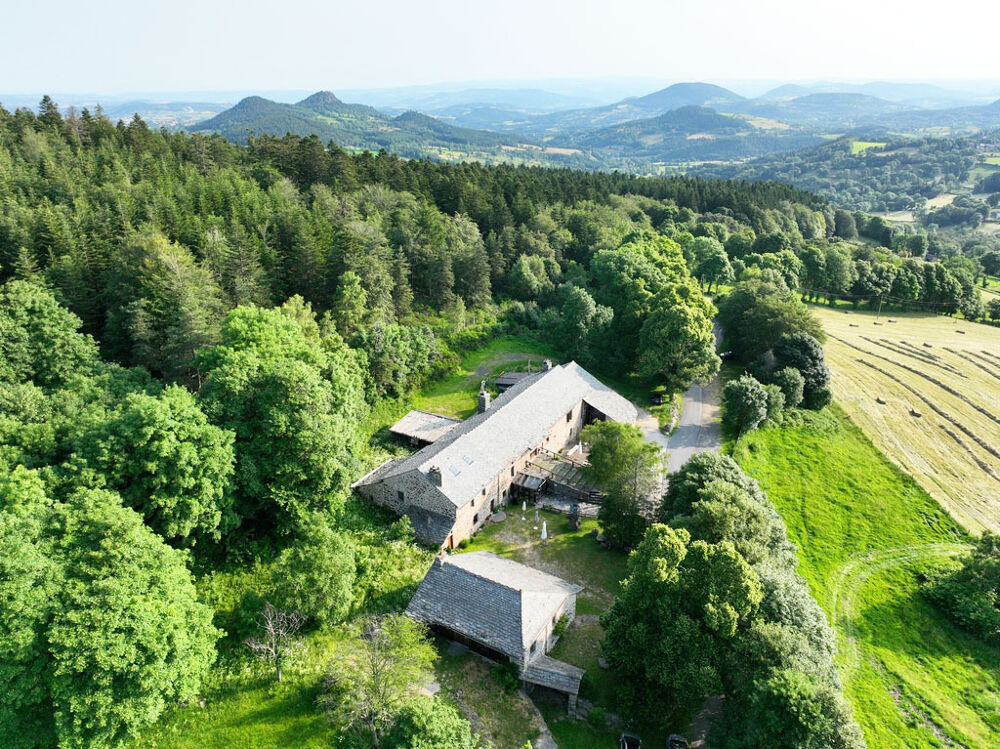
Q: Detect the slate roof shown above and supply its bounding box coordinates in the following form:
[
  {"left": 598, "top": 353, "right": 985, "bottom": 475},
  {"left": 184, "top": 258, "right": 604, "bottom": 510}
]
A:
[
  {"left": 406, "top": 551, "right": 582, "bottom": 659},
  {"left": 389, "top": 410, "right": 463, "bottom": 444},
  {"left": 361, "top": 362, "right": 637, "bottom": 508},
  {"left": 495, "top": 371, "right": 533, "bottom": 390},
  {"left": 403, "top": 505, "right": 455, "bottom": 548},
  {"left": 522, "top": 655, "right": 586, "bottom": 694}
]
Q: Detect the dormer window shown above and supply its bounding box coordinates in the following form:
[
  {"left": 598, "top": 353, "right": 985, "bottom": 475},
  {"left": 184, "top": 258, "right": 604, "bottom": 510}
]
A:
[{"left": 566, "top": 409, "right": 572, "bottom": 422}]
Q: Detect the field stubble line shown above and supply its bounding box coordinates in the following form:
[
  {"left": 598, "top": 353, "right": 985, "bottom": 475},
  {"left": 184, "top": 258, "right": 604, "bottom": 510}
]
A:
[
  {"left": 860, "top": 336, "right": 965, "bottom": 377},
  {"left": 854, "top": 359, "right": 1000, "bottom": 463},
  {"left": 828, "top": 333, "right": 1000, "bottom": 427},
  {"left": 944, "top": 347, "right": 1000, "bottom": 383}
]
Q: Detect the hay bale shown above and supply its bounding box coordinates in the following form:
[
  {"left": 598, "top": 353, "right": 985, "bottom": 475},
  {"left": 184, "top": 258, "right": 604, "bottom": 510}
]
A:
[
  {"left": 876, "top": 397, "right": 886, "bottom": 404},
  {"left": 849, "top": 323, "right": 860, "bottom": 327},
  {"left": 910, "top": 409, "right": 922, "bottom": 418},
  {"left": 887, "top": 319, "right": 897, "bottom": 323},
  {"left": 956, "top": 330, "right": 966, "bottom": 334},
  {"left": 873, "top": 322, "right": 882, "bottom": 326},
  {"left": 923, "top": 343, "right": 933, "bottom": 348}
]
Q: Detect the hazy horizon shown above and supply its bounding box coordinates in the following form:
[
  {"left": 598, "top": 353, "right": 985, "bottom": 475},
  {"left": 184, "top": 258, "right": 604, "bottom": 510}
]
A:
[
  {"left": 4, "top": 0, "right": 997, "bottom": 94},
  {"left": 4, "top": 76, "right": 1000, "bottom": 113}
]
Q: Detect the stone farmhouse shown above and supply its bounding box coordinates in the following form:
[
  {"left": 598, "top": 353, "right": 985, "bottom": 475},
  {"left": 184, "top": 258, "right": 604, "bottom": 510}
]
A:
[
  {"left": 353, "top": 361, "right": 637, "bottom": 548},
  {"left": 406, "top": 550, "right": 586, "bottom": 709}
]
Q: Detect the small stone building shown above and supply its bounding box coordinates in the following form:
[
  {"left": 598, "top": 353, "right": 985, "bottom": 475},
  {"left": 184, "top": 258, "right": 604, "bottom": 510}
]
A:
[
  {"left": 353, "top": 361, "right": 637, "bottom": 548},
  {"left": 406, "top": 550, "right": 585, "bottom": 709}
]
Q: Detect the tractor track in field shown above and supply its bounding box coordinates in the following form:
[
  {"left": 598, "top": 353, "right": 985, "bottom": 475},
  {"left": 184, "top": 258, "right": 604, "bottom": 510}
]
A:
[
  {"left": 828, "top": 543, "right": 969, "bottom": 680},
  {"left": 828, "top": 543, "right": 971, "bottom": 748}
]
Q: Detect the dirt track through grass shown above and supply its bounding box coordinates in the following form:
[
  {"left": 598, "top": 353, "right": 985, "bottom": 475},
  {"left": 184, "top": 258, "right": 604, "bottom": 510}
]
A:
[
  {"left": 814, "top": 307, "right": 1000, "bottom": 534},
  {"left": 828, "top": 543, "right": 969, "bottom": 679}
]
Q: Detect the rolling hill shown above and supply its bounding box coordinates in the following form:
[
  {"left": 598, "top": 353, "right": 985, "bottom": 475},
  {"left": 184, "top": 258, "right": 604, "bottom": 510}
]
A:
[
  {"left": 190, "top": 91, "right": 579, "bottom": 164},
  {"left": 451, "top": 82, "right": 747, "bottom": 134},
  {"left": 189, "top": 84, "right": 1000, "bottom": 174},
  {"left": 566, "top": 105, "right": 823, "bottom": 163},
  {"left": 727, "top": 93, "right": 913, "bottom": 128}
]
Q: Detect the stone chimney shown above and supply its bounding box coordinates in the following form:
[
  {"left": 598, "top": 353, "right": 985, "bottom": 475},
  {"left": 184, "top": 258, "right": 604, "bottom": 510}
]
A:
[
  {"left": 542, "top": 359, "right": 553, "bottom": 371},
  {"left": 435, "top": 549, "right": 448, "bottom": 566},
  {"left": 477, "top": 380, "right": 491, "bottom": 413},
  {"left": 427, "top": 466, "right": 442, "bottom": 486}
]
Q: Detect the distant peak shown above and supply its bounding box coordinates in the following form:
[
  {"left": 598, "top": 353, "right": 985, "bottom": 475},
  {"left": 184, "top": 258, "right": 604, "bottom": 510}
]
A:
[{"left": 298, "top": 91, "right": 343, "bottom": 108}]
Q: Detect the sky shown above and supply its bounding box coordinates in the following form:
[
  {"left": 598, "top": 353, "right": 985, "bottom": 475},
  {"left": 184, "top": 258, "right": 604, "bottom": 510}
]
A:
[{"left": 1, "top": 0, "right": 996, "bottom": 95}]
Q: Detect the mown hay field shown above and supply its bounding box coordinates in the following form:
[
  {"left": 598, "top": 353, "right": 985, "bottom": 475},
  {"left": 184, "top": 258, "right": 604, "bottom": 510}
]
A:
[{"left": 812, "top": 305, "right": 1000, "bottom": 533}]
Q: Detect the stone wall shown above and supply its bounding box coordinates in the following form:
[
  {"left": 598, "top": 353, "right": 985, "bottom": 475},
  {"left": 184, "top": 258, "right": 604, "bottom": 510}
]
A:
[{"left": 519, "top": 593, "right": 577, "bottom": 669}]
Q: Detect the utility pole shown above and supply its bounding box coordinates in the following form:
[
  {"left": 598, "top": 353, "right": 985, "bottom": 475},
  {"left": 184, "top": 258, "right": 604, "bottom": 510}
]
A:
[{"left": 875, "top": 294, "right": 884, "bottom": 323}]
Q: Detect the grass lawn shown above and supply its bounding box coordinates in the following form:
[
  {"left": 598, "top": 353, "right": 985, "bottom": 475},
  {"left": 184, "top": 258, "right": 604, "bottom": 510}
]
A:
[
  {"left": 733, "top": 406, "right": 1000, "bottom": 748},
  {"left": 133, "top": 635, "right": 345, "bottom": 748},
  {"left": 434, "top": 639, "right": 545, "bottom": 748},
  {"left": 412, "top": 335, "right": 558, "bottom": 418},
  {"left": 851, "top": 140, "right": 888, "bottom": 154},
  {"left": 462, "top": 509, "right": 627, "bottom": 613}
]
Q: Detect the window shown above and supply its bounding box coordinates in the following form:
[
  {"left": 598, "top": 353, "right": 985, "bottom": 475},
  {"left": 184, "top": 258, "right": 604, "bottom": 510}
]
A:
[
  {"left": 510, "top": 466, "right": 515, "bottom": 476},
  {"left": 566, "top": 409, "right": 573, "bottom": 422},
  {"left": 471, "top": 498, "right": 475, "bottom": 508},
  {"left": 473, "top": 513, "right": 479, "bottom": 524},
  {"left": 397, "top": 490, "right": 405, "bottom": 503}
]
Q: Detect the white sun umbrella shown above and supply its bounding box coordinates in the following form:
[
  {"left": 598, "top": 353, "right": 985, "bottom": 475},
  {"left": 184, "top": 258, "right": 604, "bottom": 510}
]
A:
[{"left": 541, "top": 520, "right": 547, "bottom": 540}]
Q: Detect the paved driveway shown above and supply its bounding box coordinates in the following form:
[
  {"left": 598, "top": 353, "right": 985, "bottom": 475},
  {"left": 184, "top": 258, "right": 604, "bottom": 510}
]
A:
[
  {"left": 637, "top": 323, "right": 723, "bottom": 474},
  {"left": 663, "top": 376, "right": 722, "bottom": 473}
]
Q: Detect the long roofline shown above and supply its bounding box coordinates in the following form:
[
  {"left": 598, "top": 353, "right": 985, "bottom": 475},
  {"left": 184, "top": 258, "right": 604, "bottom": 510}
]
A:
[{"left": 359, "top": 361, "right": 637, "bottom": 507}]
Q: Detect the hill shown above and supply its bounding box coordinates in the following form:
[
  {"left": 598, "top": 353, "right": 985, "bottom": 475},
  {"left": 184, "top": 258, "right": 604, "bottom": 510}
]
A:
[
  {"left": 191, "top": 91, "right": 587, "bottom": 164},
  {"left": 730, "top": 93, "right": 912, "bottom": 127},
  {"left": 467, "top": 82, "right": 748, "bottom": 135},
  {"left": 628, "top": 82, "right": 746, "bottom": 112},
  {"left": 567, "top": 105, "right": 822, "bottom": 163},
  {"left": 690, "top": 131, "right": 996, "bottom": 212}
]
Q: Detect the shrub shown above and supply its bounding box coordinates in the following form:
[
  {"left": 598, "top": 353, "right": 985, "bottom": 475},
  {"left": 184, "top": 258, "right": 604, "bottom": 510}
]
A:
[
  {"left": 553, "top": 614, "right": 570, "bottom": 638},
  {"left": 922, "top": 531, "right": 1000, "bottom": 643},
  {"left": 390, "top": 514, "right": 416, "bottom": 543},
  {"left": 771, "top": 367, "right": 804, "bottom": 408},
  {"left": 771, "top": 333, "right": 831, "bottom": 410},
  {"left": 385, "top": 696, "right": 479, "bottom": 749},
  {"left": 491, "top": 661, "right": 520, "bottom": 693},
  {"left": 723, "top": 375, "right": 768, "bottom": 435},
  {"left": 587, "top": 706, "right": 607, "bottom": 727},
  {"left": 764, "top": 384, "right": 785, "bottom": 425}
]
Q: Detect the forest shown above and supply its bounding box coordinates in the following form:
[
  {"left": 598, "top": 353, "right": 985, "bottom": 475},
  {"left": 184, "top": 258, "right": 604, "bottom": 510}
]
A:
[
  {"left": 694, "top": 133, "right": 999, "bottom": 212},
  {"left": 0, "top": 97, "right": 995, "bottom": 748}
]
